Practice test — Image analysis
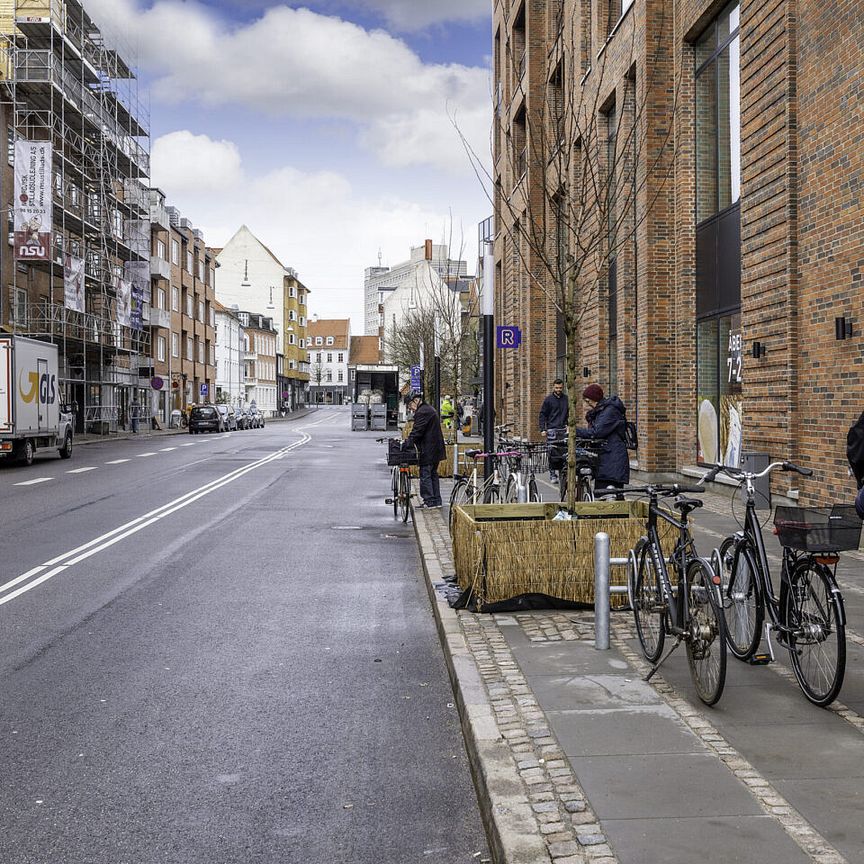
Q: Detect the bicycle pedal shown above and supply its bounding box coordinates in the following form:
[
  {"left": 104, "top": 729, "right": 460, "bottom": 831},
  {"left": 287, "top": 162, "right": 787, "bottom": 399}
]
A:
[
  {"left": 385, "top": 497, "right": 395, "bottom": 505},
  {"left": 747, "top": 653, "right": 772, "bottom": 666}
]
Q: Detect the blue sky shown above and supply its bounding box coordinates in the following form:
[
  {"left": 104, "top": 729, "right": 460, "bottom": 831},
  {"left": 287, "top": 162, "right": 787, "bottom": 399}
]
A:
[{"left": 88, "top": 0, "right": 493, "bottom": 331}]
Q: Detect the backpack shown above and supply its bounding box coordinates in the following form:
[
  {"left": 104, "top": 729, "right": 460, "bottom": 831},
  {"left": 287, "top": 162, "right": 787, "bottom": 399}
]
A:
[
  {"left": 847, "top": 412, "right": 864, "bottom": 489},
  {"left": 622, "top": 419, "right": 638, "bottom": 450}
]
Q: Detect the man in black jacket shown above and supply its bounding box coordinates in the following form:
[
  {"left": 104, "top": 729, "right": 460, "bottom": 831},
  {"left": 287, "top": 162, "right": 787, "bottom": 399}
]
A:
[
  {"left": 539, "top": 378, "right": 569, "bottom": 482},
  {"left": 404, "top": 392, "right": 446, "bottom": 508}
]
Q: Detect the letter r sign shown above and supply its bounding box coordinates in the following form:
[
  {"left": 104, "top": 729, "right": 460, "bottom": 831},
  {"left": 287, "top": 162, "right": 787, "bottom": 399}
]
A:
[{"left": 496, "top": 326, "right": 522, "bottom": 349}]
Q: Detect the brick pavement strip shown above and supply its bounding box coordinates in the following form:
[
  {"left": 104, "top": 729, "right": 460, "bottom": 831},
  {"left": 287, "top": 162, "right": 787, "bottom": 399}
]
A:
[{"left": 411, "top": 502, "right": 851, "bottom": 864}]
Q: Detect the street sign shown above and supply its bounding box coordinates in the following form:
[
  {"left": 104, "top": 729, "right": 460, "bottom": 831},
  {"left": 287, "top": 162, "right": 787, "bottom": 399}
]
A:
[
  {"left": 200, "top": 383, "right": 208, "bottom": 398},
  {"left": 496, "top": 326, "right": 522, "bottom": 349},
  {"left": 410, "top": 364, "right": 422, "bottom": 391},
  {"left": 151, "top": 376, "right": 164, "bottom": 390}
]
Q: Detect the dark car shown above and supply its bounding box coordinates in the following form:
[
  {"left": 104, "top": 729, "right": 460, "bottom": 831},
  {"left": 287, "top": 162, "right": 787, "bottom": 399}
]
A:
[
  {"left": 189, "top": 405, "right": 223, "bottom": 434},
  {"left": 216, "top": 404, "right": 237, "bottom": 431}
]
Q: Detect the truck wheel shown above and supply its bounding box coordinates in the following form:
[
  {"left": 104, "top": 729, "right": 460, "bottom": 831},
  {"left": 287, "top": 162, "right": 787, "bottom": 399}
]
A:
[
  {"left": 19, "top": 439, "right": 34, "bottom": 466},
  {"left": 59, "top": 432, "right": 73, "bottom": 459}
]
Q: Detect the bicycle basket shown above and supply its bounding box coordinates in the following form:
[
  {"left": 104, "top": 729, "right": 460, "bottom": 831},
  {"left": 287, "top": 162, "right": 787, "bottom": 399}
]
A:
[
  {"left": 773, "top": 505, "right": 862, "bottom": 552},
  {"left": 387, "top": 439, "right": 419, "bottom": 467}
]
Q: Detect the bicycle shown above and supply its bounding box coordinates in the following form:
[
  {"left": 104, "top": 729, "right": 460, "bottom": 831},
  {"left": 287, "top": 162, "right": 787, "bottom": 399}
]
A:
[
  {"left": 377, "top": 437, "right": 416, "bottom": 523},
  {"left": 705, "top": 460, "right": 854, "bottom": 706},
  {"left": 449, "top": 446, "right": 521, "bottom": 528},
  {"left": 627, "top": 482, "right": 727, "bottom": 706},
  {"left": 503, "top": 442, "right": 544, "bottom": 503},
  {"left": 547, "top": 429, "right": 606, "bottom": 502}
]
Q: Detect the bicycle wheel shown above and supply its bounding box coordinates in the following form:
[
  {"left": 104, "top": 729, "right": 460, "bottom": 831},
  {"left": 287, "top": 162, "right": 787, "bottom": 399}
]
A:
[
  {"left": 633, "top": 542, "right": 666, "bottom": 663},
  {"left": 399, "top": 471, "right": 411, "bottom": 523},
  {"left": 717, "top": 538, "right": 763, "bottom": 660},
  {"left": 504, "top": 475, "right": 517, "bottom": 503},
  {"left": 391, "top": 468, "right": 400, "bottom": 518},
  {"left": 685, "top": 558, "right": 727, "bottom": 706},
  {"left": 576, "top": 475, "right": 594, "bottom": 502},
  {"left": 483, "top": 478, "right": 501, "bottom": 503},
  {"left": 449, "top": 479, "right": 472, "bottom": 532},
  {"left": 783, "top": 560, "right": 846, "bottom": 707},
  {"left": 528, "top": 476, "right": 541, "bottom": 502},
  {"left": 558, "top": 469, "right": 568, "bottom": 502}
]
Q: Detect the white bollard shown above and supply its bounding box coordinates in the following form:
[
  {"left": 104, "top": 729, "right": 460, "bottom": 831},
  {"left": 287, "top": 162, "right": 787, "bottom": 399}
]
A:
[{"left": 594, "top": 532, "right": 611, "bottom": 650}]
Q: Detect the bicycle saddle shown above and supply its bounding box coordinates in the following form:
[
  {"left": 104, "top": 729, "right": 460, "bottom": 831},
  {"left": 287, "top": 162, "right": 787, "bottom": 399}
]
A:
[
  {"left": 674, "top": 496, "right": 703, "bottom": 515},
  {"left": 465, "top": 448, "right": 484, "bottom": 458}
]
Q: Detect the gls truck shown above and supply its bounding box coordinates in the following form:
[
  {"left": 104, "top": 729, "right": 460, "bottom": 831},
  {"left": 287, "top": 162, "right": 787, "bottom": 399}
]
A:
[{"left": 0, "top": 335, "right": 74, "bottom": 466}]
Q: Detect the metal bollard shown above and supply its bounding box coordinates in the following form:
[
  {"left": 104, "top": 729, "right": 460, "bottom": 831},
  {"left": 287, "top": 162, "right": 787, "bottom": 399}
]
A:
[{"left": 594, "top": 532, "right": 611, "bottom": 650}]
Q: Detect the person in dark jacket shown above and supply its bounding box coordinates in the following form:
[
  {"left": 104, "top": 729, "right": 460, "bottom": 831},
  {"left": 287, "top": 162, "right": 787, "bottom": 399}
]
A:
[
  {"left": 576, "top": 383, "right": 629, "bottom": 493},
  {"left": 404, "top": 392, "right": 446, "bottom": 508},
  {"left": 539, "top": 378, "right": 569, "bottom": 482}
]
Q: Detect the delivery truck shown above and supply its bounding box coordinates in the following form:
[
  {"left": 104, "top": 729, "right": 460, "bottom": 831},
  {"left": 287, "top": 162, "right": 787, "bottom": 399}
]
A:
[{"left": 0, "top": 335, "right": 74, "bottom": 466}]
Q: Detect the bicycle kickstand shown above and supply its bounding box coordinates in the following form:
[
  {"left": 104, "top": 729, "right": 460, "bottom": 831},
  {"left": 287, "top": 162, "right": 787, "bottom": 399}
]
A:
[
  {"left": 748, "top": 621, "right": 775, "bottom": 666},
  {"left": 645, "top": 637, "right": 683, "bottom": 682}
]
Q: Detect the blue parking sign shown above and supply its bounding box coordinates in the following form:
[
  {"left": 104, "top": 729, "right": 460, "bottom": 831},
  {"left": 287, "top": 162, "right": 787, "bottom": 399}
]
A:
[
  {"left": 200, "top": 383, "right": 208, "bottom": 398},
  {"left": 410, "top": 365, "right": 422, "bottom": 391}
]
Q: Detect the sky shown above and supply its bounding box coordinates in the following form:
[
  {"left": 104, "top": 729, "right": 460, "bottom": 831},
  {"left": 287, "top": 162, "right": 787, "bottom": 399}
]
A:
[{"left": 85, "top": 0, "right": 494, "bottom": 332}]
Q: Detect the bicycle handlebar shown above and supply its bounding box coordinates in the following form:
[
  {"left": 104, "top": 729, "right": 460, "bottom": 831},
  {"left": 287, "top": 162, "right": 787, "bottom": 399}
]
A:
[
  {"left": 699, "top": 460, "right": 812, "bottom": 483},
  {"left": 624, "top": 483, "right": 705, "bottom": 497}
]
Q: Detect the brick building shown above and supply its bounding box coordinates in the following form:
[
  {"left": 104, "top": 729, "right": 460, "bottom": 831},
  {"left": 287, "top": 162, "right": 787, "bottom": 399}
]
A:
[{"left": 493, "top": 0, "right": 864, "bottom": 503}]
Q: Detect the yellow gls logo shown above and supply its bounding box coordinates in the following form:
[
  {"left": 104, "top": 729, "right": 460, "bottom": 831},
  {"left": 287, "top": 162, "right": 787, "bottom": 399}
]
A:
[{"left": 19, "top": 370, "right": 39, "bottom": 404}]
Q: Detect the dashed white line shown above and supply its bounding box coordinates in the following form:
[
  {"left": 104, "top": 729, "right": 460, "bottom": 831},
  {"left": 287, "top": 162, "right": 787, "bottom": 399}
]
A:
[
  {"left": 159, "top": 447, "right": 177, "bottom": 452},
  {"left": 66, "top": 467, "right": 97, "bottom": 474},
  {"left": 136, "top": 452, "right": 157, "bottom": 458},
  {"left": 105, "top": 459, "right": 130, "bottom": 465},
  {"left": 180, "top": 443, "right": 196, "bottom": 447},
  {"left": 14, "top": 477, "right": 53, "bottom": 486}
]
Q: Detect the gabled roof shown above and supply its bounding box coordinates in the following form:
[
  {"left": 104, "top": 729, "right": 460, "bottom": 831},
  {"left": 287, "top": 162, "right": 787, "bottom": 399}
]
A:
[
  {"left": 217, "top": 224, "right": 285, "bottom": 270},
  {"left": 307, "top": 319, "right": 350, "bottom": 340}
]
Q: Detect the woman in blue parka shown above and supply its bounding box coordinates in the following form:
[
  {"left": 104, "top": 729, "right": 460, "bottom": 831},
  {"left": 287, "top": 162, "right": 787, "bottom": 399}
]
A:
[{"left": 576, "top": 383, "right": 630, "bottom": 491}]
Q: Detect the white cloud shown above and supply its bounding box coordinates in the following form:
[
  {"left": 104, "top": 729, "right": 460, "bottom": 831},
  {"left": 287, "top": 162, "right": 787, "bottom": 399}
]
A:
[
  {"left": 85, "top": 0, "right": 490, "bottom": 174},
  {"left": 313, "top": 0, "right": 490, "bottom": 31},
  {"left": 150, "top": 132, "right": 487, "bottom": 327}
]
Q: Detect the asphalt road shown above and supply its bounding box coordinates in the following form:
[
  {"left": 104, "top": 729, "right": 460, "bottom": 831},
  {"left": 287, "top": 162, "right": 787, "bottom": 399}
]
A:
[{"left": 0, "top": 408, "right": 489, "bottom": 864}]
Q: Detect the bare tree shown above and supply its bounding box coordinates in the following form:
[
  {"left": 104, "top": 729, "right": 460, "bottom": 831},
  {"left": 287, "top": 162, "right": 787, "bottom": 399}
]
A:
[{"left": 459, "top": 4, "right": 678, "bottom": 508}]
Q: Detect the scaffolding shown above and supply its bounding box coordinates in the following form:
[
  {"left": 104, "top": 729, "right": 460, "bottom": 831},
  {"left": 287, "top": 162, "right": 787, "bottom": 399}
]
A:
[{"left": 1, "top": 0, "right": 151, "bottom": 434}]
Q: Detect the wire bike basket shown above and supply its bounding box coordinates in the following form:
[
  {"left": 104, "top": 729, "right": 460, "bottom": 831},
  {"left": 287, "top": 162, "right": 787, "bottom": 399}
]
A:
[
  {"left": 773, "top": 505, "right": 862, "bottom": 552},
  {"left": 387, "top": 439, "right": 419, "bottom": 467}
]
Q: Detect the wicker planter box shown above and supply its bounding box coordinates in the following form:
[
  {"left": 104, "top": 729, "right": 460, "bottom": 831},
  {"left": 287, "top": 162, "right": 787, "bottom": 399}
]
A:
[{"left": 451, "top": 501, "right": 675, "bottom": 610}]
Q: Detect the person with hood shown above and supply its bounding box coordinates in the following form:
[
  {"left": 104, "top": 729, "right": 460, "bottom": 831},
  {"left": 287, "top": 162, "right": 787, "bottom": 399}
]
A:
[
  {"left": 404, "top": 392, "right": 446, "bottom": 508},
  {"left": 539, "top": 378, "right": 569, "bottom": 482},
  {"left": 576, "top": 383, "right": 629, "bottom": 492}
]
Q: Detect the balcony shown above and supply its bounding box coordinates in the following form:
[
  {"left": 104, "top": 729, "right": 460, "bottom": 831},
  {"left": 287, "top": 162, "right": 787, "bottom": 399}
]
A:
[
  {"left": 150, "top": 256, "right": 171, "bottom": 280},
  {"left": 148, "top": 307, "right": 171, "bottom": 329}
]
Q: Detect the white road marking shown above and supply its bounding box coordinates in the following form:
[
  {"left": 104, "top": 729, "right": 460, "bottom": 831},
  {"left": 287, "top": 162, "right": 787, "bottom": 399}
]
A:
[
  {"left": 105, "top": 459, "right": 130, "bottom": 464},
  {"left": 66, "top": 467, "right": 97, "bottom": 474},
  {"left": 14, "top": 477, "right": 53, "bottom": 486},
  {"left": 136, "top": 452, "right": 157, "bottom": 458},
  {"left": 180, "top": 443, "right": 196, "bottom": 447},
  {"left": 0, "top": 433, "right": 311, "bottom": 605},
  {"left": 159, "top": 447, "right": 177, "bottom": 452}
]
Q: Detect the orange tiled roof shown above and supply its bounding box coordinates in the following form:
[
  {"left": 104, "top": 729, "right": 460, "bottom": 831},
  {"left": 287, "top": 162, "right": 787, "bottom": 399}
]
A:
[{"left": 349, "top": 335, "right": 380, "bottom": 365}]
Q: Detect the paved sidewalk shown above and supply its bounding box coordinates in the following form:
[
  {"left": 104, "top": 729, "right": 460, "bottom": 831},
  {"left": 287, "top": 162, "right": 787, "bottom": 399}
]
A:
[{"left": 411, "top": 480, "right": 864, "bottom": 864}]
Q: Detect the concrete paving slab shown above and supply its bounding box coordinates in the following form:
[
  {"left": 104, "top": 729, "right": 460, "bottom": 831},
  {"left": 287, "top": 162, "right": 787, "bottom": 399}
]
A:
[
  {"left": 550, "top": 703, "right": 704, "bottom": 757},
  {"left": 505, "top": 631, "right": 634, "bottom": 677},
  {"left": 774, "top": 777, "right": 864, "bottom": 862},
  {"left": 569, "top": 752, "right": 763, "bottom": 819},
  {"left": 601, "top": 815, "right": 812, "bottom": 864},
  {"left": 720, "top": 721, "right": 864, "bottom": 780},
  {"left": 530, "top": 673, "right": 662, "bottom": 711}
]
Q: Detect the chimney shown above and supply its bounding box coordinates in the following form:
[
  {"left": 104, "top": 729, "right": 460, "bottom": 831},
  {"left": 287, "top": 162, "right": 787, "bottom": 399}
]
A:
[{"left": 424, "top": 239, "right": 432, "bottom": 261}]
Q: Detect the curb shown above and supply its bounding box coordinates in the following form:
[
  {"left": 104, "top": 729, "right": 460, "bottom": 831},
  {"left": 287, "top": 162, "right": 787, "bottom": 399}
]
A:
[{"left": 411, "top": 509, "right": 549, "bottom": 864}]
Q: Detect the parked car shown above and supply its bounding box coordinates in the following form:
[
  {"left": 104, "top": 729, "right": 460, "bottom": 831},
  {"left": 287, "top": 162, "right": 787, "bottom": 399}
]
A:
[
  {"left": 249, "top": 409, "right": 265, "bottom": 429},
  {"left": 235, "top": 409, "right": 250, "bottom": 430},
  {"left": 216, "top": 404, "right": 237, "bottom": 431},
  {"left": 189, "top": 405, "right": 223, "bottom": 434}
]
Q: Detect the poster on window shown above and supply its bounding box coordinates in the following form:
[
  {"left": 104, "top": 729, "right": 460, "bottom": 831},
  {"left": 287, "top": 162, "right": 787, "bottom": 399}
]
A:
[
  {"left": 116, "top": 277, "right": 132, "bottom": 328},
  {"left": 14, "top": 140, "right": 52, "bottom": 261},
  {"left": 64, "top": 253, "right": 85, "bottom": 313}
]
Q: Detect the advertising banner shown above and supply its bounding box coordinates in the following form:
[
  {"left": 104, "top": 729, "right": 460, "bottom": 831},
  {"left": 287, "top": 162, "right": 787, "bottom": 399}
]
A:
[
  {"left": 124, "top": 260, "right": 149, "bottom": 331},
  {"left": 116, "top": 278, "right": 132, "bottom": 329},
  {"left": 14, "top": 140, "right": 52, "bottom": 261},
  {"left": 63, "top": 253, "right": 85, "bottom": 314}
]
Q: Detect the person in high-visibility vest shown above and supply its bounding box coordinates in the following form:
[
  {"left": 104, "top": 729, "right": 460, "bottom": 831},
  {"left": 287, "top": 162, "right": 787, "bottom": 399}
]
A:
[{"left": 441, "top": 395, "right": 455, "bottom": 429}]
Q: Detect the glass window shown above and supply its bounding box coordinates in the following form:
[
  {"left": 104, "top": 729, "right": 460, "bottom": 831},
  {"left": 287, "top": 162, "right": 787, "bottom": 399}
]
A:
[
  {"left": 158, "top": 287, "right": 166, "bottom": 309},
  {"left": 337, "top": 353, "right": 344, "bottom": 363},
  {"left": 171, "top": 239, "right": 180, "bottom": 265},
  {"left": 157, "top": 239, "right": 166, "bottom": 260},
  {"left": 171, "top": 286, "right": 179, "bottom": 311},
  {"left": 186, "top": 250, "right": 193, "bottom": 272},
  {"left": 198, "top": 300, "right": 205, "bottom": 322},
  {"left": 157, "top": 336, "right": 166, "bottom": 362},
  {"left": 327, "top": 353, "right": 333, "bottom": 363},
  {"left": 172, "top": 332, "right": 179, "bottom": 357}
]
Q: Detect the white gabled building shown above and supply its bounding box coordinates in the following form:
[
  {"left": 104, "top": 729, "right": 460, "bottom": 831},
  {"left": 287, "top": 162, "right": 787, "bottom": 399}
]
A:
[{"left": 214, "top": 300, "right": 246, "bottom": 409}]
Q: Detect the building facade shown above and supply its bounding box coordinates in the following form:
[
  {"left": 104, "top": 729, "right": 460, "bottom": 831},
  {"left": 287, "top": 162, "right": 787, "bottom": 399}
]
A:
[
  {"left": 147, "top": 192, "right": 217, "bottom": 422},
  {"left": 238, "top": 311, "right": 277, "bottom": 416},
  {"left": 213, "top": 300, "right": 245, "bottom": 409},
  {"left": 306, "top": 318, "right": 350, "bottom": 404},
  {"left": 0, "top": 1, "right": 151, "bottom": 434},
  {"left": 493, "top": 0, "right": 864, "bottom": 504},
  {"left": 280, "top": 270, "right": 310, "bottom": 410}
]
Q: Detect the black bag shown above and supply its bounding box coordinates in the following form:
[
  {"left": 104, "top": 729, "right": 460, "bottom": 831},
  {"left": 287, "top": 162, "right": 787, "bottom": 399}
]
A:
[
  {"left": 847, "top": 411, "right": 864, "bottom": 488},
  {"left": 622, "top": 420, "right": 638, "bottom": 450}
]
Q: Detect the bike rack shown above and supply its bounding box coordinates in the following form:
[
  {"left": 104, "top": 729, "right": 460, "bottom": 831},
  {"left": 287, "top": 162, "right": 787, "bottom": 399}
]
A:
[{"left": 593, "top": 532, "right": 629, "bottom": 651}]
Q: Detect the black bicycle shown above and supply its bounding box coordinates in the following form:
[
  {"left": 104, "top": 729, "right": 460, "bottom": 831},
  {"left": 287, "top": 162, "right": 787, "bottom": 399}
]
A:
[
  {"left": 378, "top": 437, "right": 416, "bottom": 523},
  {"left": 547, "top": 428, "right": 605, "bottom": 502},
  {"left": 627, "top": 482, "right": 727, "bottom": 706},
  {"left": 705, "top": 461, "right": 854, "bottom": 706}
]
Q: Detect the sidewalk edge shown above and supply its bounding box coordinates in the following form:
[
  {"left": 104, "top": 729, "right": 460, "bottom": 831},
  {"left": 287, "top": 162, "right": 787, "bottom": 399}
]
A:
[{"left": 412, "top": 511, "right": 548, "bottom": 864}]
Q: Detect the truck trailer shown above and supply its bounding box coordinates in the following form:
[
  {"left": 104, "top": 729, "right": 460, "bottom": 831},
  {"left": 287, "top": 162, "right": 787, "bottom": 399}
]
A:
[{"left": 0, "top": 335, "right": 74, "bottom": 466}]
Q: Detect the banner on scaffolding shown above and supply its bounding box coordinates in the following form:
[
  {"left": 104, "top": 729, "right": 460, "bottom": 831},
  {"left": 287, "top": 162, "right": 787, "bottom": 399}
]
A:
[
  {"left": 116, "top": 277, "right": 132, "bottom": 329},
  {"left": 124, "top": 260, "right": 149, "bottom": 331},
  {"left": 13, "top": 140, "right": 52, "bottom": 261},
  {"left": 64, "top": 253, "right": 85, "bottom": 314}
]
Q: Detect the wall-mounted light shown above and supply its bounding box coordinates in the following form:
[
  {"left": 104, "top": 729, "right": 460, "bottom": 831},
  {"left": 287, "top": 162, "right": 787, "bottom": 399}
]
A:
[
  {"left": 835, "top": 315, "right": 853, "bottom": 340},
  {"left": 751, "top": 340, "right": 766, "bottom": 359},
  {"left": 582, "top": 366, "right": 591, "bottom": 378}
]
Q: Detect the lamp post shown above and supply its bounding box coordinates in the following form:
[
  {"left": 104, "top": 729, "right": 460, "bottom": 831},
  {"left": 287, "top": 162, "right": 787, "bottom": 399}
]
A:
[{"left": 482, "top": 242, "right": 495, "bottom": 480}]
